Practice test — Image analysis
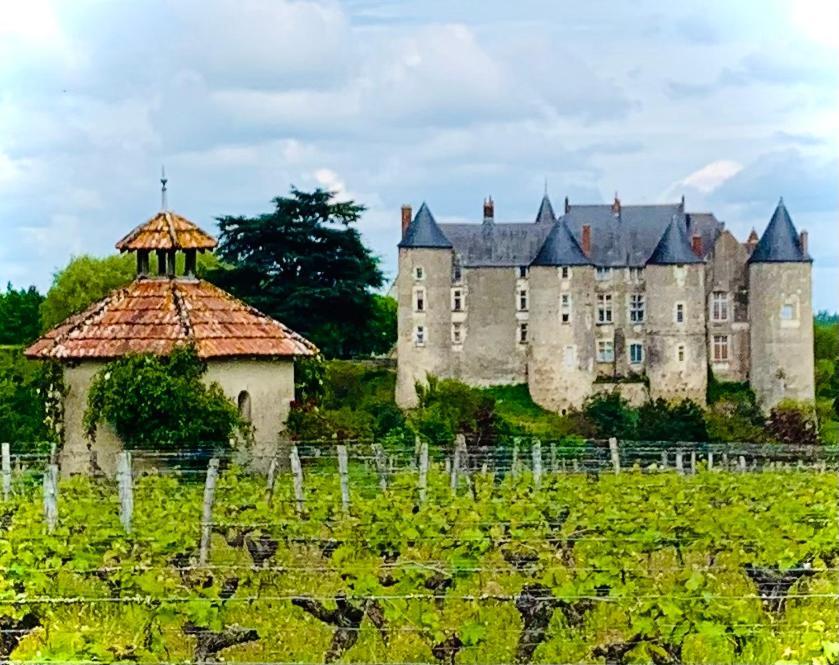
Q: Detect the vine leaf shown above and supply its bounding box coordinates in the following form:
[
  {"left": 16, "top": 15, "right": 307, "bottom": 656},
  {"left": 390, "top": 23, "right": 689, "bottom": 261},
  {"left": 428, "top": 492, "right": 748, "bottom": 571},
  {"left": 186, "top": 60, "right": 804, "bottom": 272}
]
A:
[{"left": 182, "top": 622, "right": 259, "bottom": 664}]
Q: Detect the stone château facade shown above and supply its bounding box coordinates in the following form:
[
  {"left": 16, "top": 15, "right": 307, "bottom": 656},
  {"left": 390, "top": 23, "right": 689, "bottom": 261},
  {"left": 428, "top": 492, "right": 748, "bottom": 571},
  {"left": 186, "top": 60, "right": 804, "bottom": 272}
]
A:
[{"left": 395, "top": 194, "right": 814, "bottom": 412}]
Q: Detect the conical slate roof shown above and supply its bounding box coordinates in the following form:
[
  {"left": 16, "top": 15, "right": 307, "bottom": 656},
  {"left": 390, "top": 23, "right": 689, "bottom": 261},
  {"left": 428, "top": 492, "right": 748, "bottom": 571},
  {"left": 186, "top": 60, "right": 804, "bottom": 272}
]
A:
[
  {"left": 749, "top": 198, "right": 811, "bottom": 263},
  {"left": 398, "top": 203, "right": 452, "bottom": 249},
  {"left": 647, "top": 216, "right": 703, "bottom": 265},
  {"left": 534, "top": 194, "right": 556, "bottom": 224},
  {"left": 531, "top": 220, "right": 591, "bottom": 266}
]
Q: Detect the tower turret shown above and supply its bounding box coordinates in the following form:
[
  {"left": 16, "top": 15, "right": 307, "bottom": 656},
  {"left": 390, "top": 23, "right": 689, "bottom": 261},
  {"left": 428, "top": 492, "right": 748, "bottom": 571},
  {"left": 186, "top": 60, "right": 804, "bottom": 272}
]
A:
[{"left": 748, "top": 198, "right": 814, "bottom": 409}]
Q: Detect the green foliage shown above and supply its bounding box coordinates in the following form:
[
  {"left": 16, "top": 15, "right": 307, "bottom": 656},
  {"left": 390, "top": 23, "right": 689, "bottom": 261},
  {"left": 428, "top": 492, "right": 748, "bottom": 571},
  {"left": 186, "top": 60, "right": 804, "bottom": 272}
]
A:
[
  {"left": 636, "top": 398, "right": 708, "bottom": 442},
  {"left": 481, "top": 384, "right": 577, "bottom": 439},
  {"left": 367, "top": 294, "right": 397, "bottom": 356},
  {"left": 83, "top": 345, "right": 246, "bottom": 451},
  {"left": 0, "top": 284, "right": 43, "bottom": 345},
  {"left": 212, "top": 188, "right": 385, "bottom": 358},
  {"left": 287, "top": 360, "right": 404, "bottom": 441},
  {"left": 765, "top": 400, "right": 820, "bottom": 446},
  {"left": 582, "top": 391, "right": 637, "bottom": 439},
  {"left": 0, "top": 348, "right": 53, "bottom": 451},
  {"left": 40, "top": 253, "right": 222, "bottom": 331},
  {"left": 411, "top": 376, "right": 505, "bottom": 445},
  {"left": 0, "top": 466, "right": 835, "bottom": 664},
  {"left": 813, "top": 315, "right": 839, "bottom": 437}
]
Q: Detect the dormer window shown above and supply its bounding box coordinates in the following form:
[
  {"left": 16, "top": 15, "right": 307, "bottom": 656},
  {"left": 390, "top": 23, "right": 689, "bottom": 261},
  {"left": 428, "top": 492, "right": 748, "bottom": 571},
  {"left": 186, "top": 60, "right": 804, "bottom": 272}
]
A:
[{"left": 595, "top": 267, "right": 612, "bottom": 281}]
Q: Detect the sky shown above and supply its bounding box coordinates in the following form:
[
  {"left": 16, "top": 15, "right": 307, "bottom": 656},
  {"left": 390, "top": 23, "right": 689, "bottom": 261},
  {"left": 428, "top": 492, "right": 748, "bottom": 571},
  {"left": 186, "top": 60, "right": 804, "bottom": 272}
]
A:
[{"left": 1, "top": 0, "right": 837, "bottom": 310}]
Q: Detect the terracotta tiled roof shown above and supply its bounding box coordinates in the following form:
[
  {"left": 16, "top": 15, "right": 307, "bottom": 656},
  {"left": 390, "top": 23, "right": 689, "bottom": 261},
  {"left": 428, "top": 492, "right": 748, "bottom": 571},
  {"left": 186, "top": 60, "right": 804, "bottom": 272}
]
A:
[
  {"left": 115, "top": 211, "right": 217, "bottom": 251},
  {"left": 25, "top": 278, "right": 318, "bottom": 360}
]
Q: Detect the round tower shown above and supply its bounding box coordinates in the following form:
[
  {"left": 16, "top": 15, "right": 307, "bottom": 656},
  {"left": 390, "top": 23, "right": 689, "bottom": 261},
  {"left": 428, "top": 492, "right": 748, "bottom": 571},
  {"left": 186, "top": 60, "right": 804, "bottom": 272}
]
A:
[{"left": 748, "top": 199, "right": 814, "bottom": 409}]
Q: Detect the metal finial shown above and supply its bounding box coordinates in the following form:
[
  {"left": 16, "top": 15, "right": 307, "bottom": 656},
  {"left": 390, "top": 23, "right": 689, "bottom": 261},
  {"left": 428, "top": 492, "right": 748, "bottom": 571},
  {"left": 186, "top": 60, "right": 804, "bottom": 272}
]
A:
[
  {"left": 544, "top": 177, "right": 548, "bottom": 196},
  {"left": 161, "top": 165, "right": 168, "bottom": 211}
]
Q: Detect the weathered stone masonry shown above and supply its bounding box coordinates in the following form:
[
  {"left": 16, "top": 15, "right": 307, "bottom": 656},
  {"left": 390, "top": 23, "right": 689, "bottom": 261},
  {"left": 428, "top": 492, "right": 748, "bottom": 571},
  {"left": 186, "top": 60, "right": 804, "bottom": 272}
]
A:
[{"left": 396, "top": 194, "right": 813, "bottom": 412}]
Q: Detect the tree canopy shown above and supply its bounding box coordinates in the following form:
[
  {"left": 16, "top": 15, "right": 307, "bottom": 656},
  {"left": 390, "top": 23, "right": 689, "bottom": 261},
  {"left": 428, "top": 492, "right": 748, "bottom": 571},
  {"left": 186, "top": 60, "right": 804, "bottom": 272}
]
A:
[
  {"left": 0, "top": 283, "right": 43, "bottom": 345},
  {"left": 212, "top": 188, "right": 388, "bottom": 358}
]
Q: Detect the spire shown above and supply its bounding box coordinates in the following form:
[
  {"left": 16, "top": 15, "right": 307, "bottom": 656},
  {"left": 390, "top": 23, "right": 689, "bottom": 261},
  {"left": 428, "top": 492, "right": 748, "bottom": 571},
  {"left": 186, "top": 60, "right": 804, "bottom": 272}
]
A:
[
  {"left": 398, "top": 202, "right": 452, "bottom": 249},
  {"left": 749, "top": 198, "right": 811, "bottom": 263},
  {"left": 531, "top": 219, "right": 591, "bottom": 266},
  {"left": 534, "top": 192, "right": 556, "bottom": 225},
  {"left": 647, "top": 215, "right": 703, "bottom": 265},
  {"left": 160, "top": 165, "right": 168, "bottom": 211}
]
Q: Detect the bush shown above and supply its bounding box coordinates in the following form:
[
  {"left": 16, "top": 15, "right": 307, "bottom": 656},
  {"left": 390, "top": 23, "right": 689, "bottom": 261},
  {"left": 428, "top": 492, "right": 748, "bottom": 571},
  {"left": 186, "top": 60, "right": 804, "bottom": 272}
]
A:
[
  {"left": 636, "top": 398, "right": 707, "bottom": 442},
  {"left": 0, "top": 348, "right": 55, "bottom": 451},
  {"left": 582, "top": 391, "right": 637, "bottom": 439},
  {"left": 765, "top": 400, "right": 819, "bottom": 446},
  {"left": 84, "top": 345, "right": 247, "bottom": 451},
  {"left": 481, "top": 384, "right": 577, "bottom": 439}
]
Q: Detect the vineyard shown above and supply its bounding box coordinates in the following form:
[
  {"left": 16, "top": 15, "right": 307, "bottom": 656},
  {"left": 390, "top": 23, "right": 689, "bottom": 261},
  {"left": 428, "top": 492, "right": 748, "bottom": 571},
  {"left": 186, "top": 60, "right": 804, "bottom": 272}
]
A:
[{"left": 0, "top": 446, "right": 837, "bottom": 665}]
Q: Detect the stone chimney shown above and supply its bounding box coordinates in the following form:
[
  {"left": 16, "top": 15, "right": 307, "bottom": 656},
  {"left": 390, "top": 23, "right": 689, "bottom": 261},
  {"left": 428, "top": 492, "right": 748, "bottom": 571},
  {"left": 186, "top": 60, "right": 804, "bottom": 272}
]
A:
[
  {"left": 611, "top": 192, "right": 621, "bottom": 217},
  {"left": 746, "top": 228, "right": 759, "bottom": 254},
  {"left": 800, "top": 230, "right": 808, "bottom": 255},
  {"left": 691, "top": 233, "right": 703, "bottom": 257},
  {"left": 483, "top": 196, "right": 494, "bottom": 224},
  {"left": 581, "top": 224, "right": 592, "bottom": 256},
  {"left": 564, "top": 196, "right": 570, "bottom": 214},
  {"left": 401, "top": 204, "right": 412, "bottom": 237}
]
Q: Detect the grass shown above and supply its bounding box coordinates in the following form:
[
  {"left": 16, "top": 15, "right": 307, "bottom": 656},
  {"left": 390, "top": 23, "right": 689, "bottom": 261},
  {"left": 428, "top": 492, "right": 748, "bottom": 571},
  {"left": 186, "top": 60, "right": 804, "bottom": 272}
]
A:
[{"left": 481, "top": 383, "right": 579, "bottom": 439}]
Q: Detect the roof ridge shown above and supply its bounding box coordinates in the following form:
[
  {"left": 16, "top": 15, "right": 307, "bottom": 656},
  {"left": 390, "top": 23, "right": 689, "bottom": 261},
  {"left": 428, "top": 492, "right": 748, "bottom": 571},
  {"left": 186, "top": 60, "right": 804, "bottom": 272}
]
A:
[
  {"left": 165, "top": 211, "right": 178, "bottom": 248},
  {"left": 171, "top": 280, "right": 194, "bottom": 338}
]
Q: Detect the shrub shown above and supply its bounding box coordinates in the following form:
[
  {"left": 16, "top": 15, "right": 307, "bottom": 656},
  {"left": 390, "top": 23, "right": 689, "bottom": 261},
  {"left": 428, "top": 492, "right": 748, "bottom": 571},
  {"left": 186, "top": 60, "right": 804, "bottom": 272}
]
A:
[
  {"left": 84, "top": 345, "right": 247, "bottom": 451},
  {"left": 0, "top": 348, "right": 55, "bottom": 451},
  {"left": 582, "top": 391, "right": 637, "bottom": 439},
  {"left": 481, "top": 384, "right": 577, "bottom": 439},
  {"left": 765, "top": 400, "right": 819, "bottom": 446}
]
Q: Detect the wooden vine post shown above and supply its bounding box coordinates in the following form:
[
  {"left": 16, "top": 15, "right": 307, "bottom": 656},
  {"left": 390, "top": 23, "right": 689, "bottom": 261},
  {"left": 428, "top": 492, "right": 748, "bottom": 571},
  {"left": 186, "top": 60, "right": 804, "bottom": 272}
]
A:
[
  {"left": 265, "top": 457, "right": 278, "bottom": 498},
  {"left": 372, "top": 443, "right": 388, "bottom": 491},
  {"left": 1, "top": 442, "right": 10, "bottom": 501},
  {"left": 290, "top": 446, "right": 305, "bottom": 514},
  {"left": 337, "top": 444, "right": 350, "bottom": 514},
  {"left": 43, "top": 464, "right": 58, "bottom": 533},
  {"left": 450, "top": 436, "right": 461, "bottom": 492},
  {"left": 198, "top": 457, "right": 219, "bottom": 566},
  {"left": 675, "top": 451, "right": 684, "bottom": 475},
  {"left": 608, "top": 437, "right": 620, "bottom": 474},
  {"left": 531, "top": 439, "right": 543, "bottom": 488},
  {"left": 116, "top": 451, "right": 133, "bottom": 534},
  {"left": 417, "top": 439, "right": 429, "bottom": 504},
  {"left": 690, "top": 450, "right": 697, "bottom": 475},
  {"left": 511, "top": 437, "right": 520, "bottom": 477}
]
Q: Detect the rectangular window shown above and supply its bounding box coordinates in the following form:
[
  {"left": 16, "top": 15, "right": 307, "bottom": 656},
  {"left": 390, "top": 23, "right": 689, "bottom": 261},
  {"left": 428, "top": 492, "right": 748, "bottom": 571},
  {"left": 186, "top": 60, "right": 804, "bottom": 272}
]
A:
[
  {"left": 677, "top": 344, "right": 686, "bottom": 362},
  {"left": 597, "top": 339, "right": 615, "bottom": 362},
  {"left": 452, "top": 288, "right": 463, "bottom": 312},
  {"left": 452, "top": 264, "right": 462, "bottom": 283},
  {"left": 713, "top": 334, "right": 729, "bottom": 361},
  {"left": 414, "top": 266, "right": 424, "bottom": 280},
  {"left": 675, "top": 302, "right": 685, "bottom": 323},
  {"left": 629, "top": 343, "right": 644, "bottom": 364},
  {"left": 451, "top": 322, "right": 462, "bottom": 344},
  {"left": 561, "top": 266, "right": 570, "bottom": 279},
  {"left": 560, "top": 293, "right": 572, "bottom": 324},
  {"left": 597, "top": 293, "right": 613, "bottom": 323},
  {"left": 415, "top": 325, "right": 425, "bottom": 346},
  {"left": 415, "top": 288, "right": 425, "bottom": 312},
  {"left": 711, "top": 291, "right": 728, "bottom": 321},
  {"left": 595, "top": 267, "right": 612, "bottom": 281},
  {"left": 780, "top": 303, "right": 795, "bottom": 320},
  {"left": 519, "top": 289, "right": 528, "bottom": 312},
  {"left": 629, "top": 267, "right": 643, "bottom": 282},
  {"left": 629, "top": 294, "right": 645, "bottom": 323},
  {"left": 563, "top": 345, "right": 576, "bottom": 368},
  {"left": 518, "top": 322, "right": 528, "bottom": 344},
  {"left": 518, "top": 266, "right": 528, "bottom": 279}
]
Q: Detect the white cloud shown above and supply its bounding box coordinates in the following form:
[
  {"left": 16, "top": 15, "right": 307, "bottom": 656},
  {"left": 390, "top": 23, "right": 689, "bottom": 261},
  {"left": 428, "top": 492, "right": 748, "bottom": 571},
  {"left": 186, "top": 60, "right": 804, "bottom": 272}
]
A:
[{"left": 680, "top": 160, "right": 743, "bottom": 193}]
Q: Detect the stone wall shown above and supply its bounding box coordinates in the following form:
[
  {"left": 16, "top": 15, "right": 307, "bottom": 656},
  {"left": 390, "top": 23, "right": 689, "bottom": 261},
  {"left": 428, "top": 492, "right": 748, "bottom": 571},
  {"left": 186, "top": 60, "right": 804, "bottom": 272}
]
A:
[
  {"left": 748, "top": 262, "right": 814, "bottom": 409},
  {"left": 705, "top": 231, "right": 750, "bottom": 382},
  {"left": 60, "top": 357, "right": 295, "bottom": 476},
  {"left": 528, "top": 265, "right": 596, "bottom": 411},
  {"left": 395, "top": 247, "right": 454, "bottom": 407},
  {"left": 645, "top": 264, "right": 707, "bottom": 402}
]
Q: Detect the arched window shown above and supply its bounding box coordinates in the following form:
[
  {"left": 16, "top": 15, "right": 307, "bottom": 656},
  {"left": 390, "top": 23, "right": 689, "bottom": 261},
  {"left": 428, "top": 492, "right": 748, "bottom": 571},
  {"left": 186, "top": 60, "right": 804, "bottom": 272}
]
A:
[{"left": 237, "top": 390, "right": 252, "bottom": 424}]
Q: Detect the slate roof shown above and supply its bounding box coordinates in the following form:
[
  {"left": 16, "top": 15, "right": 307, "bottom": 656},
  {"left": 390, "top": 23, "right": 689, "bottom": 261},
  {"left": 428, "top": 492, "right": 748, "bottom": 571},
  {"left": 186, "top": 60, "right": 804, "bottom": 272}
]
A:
[
  {"left": 534, "top": 194, "right": 556, "bottom": 225},
  {"left": 116, "top": 211, "right": 218, "bottom": 251},
  {"left": 647, "top": 216, "right": 704, "bottom": 265},
  {"left": 531, "top": 220, "right": 591, "bottom": 266},
  {"left": 749, "top": 199, "right": 811, "bottom": 263},
  {"left": 398, "top": 203, "right": 452, "bottom": 249},
  {"left": 401, "top": 197, "right": 724, "bottom": 268},
  {"left": 25, "top": 278, "right": 318, "bottom": 360}
]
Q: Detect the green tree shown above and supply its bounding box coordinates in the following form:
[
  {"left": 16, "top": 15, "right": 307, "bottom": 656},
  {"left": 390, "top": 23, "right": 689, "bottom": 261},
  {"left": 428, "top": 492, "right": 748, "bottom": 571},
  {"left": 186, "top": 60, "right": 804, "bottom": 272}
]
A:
[
  {"left": 0, "top": 284, "right": 43, "bottom": 345},
  {"left": 84, "top": 345, "right": 245, "bottom": 451},
  {"left": 367, "top": 294, "right": 397, "bottom": 356},
  {"left": 582, "top": 391, "right": 637, "bottom": 439},
  {"left": 0, "top": 348, "right": 52, "bottom": 450},
  {"left": 212, "top": 188, "right": 384, "bottom": 358}
]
